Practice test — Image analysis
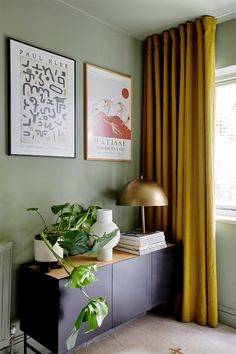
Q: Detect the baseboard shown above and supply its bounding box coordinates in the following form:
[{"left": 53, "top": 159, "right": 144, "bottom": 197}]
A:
[{"left": 218, "top": 305, "right": 236, "bottom": 328}]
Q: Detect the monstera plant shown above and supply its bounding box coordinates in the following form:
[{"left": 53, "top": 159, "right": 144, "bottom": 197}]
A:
[{"left": 27, "top": 203, "right": 118, "bottom": 350}]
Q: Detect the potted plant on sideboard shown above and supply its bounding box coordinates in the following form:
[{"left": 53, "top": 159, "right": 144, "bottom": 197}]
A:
[{"left": 27, "top": 202, "right": 118, "bottom": 350}]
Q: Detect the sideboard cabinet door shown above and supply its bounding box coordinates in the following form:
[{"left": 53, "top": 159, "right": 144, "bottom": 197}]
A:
[
  {"left": 58, "top": 265, "right": 112, "bottom": 354},
  {"left": 151, "top": 244, "right": 182, "bottom": 308},
  {"left": 20, "top": 264, "right": 112, "bottom": 354},
  {"left": 112, "top": 254, "right": 152, "bottom": 327}
]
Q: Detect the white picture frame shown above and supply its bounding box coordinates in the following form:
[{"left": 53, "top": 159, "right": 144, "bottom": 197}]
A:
[{"left": 85, "top": 64, "right": 132, "bottom": 161}]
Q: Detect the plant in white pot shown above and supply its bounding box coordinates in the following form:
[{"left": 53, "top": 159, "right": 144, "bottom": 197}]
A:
[
  {"left": 27, "top": 203, "right": 119, "bottom": 350},
  {"left": 34, "top": 233, "right": 64, "bottom": 263}
]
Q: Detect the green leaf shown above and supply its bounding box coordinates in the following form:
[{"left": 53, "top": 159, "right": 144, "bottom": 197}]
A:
[
  {"left": 51, "top": 222, "right": 60, "bottom": 229},
  {"left": 72, "top": 204, "right": 84, "bottom": 215},
  {"left": 61, "top": 211, "right": 74, "bottom": 218},
  {"left": 94, "top": 297, "right": 109, "bottom": 321},
  {"left": 86, "top": 298, "right": 108, "bottom": 331},
  {"left": 66, "top": 327, "right": 78, "bottom": 350},
  {"left": 81, "top": 221, "right": 91, "bottom": 233},
  {"left": 66, "top": 309, "right": 85, "bottom": 350},
  {"left": 82, "top": 307, "right": 90, "bottom": 322},
  {"left": 86, "top": 307, "right": 98, "bottom": 332},
  {"left": 58, "top": 230, "right": 91, "bottom": 255},
  {"left": 85, "top": 206, "right": 101, "bottom": 226},
  {"left": 51, "top": 203, "right": 70, "bottom": 215},
  {"left": 65, "top": 296, "right": 108, "bottom": 350},
  {"left": 26, "top": 207, "right": 39, "bottom": 211},
  {"left": 66, "top": 296, "right": 108, "bottom": 350},
  {"left": 89, "top": 299, "right": 108, "bottom": 327},
  {"left": 86, "top": 229, "right": 118, "bottom": 256},
  {"left": 75, "top": 213, "right": 87, "bottom": 225},
  {"left": 59, "top": 219, "right": 69, "bottom": 230},
  {"left": 70, "top": 264, "right": 97, "bottom": 288},
  {"left": 47, "top": 235, "right": 59, "bottom": 247},
  {"left": 90, "top": 205, "right": 101, "bottom": 221}
]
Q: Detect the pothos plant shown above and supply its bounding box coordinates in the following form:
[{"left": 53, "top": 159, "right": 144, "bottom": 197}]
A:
[{"left": 27, "top": 203, "right": 118, "bottom": 350}]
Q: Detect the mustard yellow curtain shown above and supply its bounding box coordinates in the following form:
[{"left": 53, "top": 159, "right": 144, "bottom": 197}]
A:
[{"left": 142, "top": 16, "right": 218, "bottom": 327}]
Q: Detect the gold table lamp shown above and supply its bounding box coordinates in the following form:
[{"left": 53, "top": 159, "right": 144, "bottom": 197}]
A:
[{"left": 116, "top": 177, "right": 168, "bottom": 234}]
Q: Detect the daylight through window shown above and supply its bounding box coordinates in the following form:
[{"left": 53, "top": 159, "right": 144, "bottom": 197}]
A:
[{"left": 215, "top": 68, "right": 236, "bottom": 216}]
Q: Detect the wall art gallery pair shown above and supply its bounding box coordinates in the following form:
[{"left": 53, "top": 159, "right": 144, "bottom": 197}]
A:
[{"left": 9, "top": 38, "right": 132, "bottom": 161}]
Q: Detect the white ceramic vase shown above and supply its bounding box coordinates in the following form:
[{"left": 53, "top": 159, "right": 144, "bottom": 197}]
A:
[
  {"left": 34, "top": 235, "right": 63, "bottom": 263},
  {"left": 89, "top": 209, "right": 120, "bottom": 261}
]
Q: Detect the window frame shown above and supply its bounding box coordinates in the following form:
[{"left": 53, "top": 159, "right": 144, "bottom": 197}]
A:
[{"left": 215, "top": 65, "right": 236, "bottom": 218}]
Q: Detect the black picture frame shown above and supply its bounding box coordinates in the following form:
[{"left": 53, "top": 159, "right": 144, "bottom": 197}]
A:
[{"left": 8, "top": 38, "right": 76, "bottom": 158}]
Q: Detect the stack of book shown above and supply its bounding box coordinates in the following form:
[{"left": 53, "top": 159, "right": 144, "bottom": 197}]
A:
[{"left": 115, "top": 230, "right": 166, "bottom": 255}]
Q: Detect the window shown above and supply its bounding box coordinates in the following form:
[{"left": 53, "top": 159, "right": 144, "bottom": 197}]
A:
[{"left": 215, "top": 66, "right": 236, "bottom": 217}]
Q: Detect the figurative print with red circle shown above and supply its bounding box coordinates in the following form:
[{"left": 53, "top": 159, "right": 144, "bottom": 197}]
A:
[{"left": 85, "top": 64, "right": 132, "bottom": 161}]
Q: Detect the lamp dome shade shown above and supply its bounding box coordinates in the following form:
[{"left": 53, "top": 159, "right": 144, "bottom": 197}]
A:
[{"left": 116, "top": 178, "right": 168, "bottom": 207}]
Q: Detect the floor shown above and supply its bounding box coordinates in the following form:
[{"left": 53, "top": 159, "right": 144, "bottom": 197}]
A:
[{"left": 74, "top": 313, "right": 236, "bottom": 354}]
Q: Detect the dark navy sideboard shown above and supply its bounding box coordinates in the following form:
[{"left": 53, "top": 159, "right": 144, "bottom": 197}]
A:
[{"left": 19, "top": 244, "right": 182, "bottom": 354}]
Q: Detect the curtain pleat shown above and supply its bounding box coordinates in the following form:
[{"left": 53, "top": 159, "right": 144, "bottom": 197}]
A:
[
  {"left": 170, "top": 28, "right": 178, "bottom": 236},
  {"left": 203, "top": 16, "right": 218, "bottom": 327},
  {"left": 141, "top": 16, "right": 217, "bottom": 326}
]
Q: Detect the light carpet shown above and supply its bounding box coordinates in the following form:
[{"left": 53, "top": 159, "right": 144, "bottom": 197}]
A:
[{"left": 74, "top": 313, "right": 236, "bottom": 354}]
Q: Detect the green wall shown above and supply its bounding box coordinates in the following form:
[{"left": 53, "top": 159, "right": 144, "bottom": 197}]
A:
[
  {"left": 0, "top": 0, "right": 143, "bottom": 323},
  {"left": 216, "top": 18, "right": 236, "bottom": 69},
  {"left": 216, "top": 18, "right": 236, "bottom": 328},
  {"left": 216, "top": 220, "right": 236, "bottom": 328}
]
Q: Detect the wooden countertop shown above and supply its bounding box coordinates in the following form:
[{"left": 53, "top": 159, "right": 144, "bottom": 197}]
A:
[{"left": 29, "top": 244, "right": 175, "bottom": 280}]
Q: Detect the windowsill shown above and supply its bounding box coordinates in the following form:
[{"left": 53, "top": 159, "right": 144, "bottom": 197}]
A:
[{"left": 215, "top": 215, "right": 236, "bottom": 224}]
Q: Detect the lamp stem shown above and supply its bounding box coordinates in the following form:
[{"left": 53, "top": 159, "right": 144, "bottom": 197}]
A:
[{"left": 141, "top": 206, "right": 146, "bottom": 234}]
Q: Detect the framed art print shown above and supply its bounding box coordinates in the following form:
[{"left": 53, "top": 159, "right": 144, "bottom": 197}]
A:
[
  {"left": 9, "top": 38, "right": 76, "bottom": 157},
  {"left": 85, "top": 64, "right": 132, "bottom": 161}
]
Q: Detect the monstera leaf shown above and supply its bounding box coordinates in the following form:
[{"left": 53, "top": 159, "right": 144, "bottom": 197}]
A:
[
  {"left": 66, "top": 298, "right": 108, "bottom": 350},
  {"left": 70, "top": 264, "right": 98, "bottom": 288}
]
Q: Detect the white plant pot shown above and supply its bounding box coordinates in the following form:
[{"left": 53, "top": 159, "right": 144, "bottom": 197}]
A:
[
  {"left": 34, "top": 236, "right": 63, "bottom": 263},
  {"left": 89, "top": 209, "right": 120, "bottom": 261}
]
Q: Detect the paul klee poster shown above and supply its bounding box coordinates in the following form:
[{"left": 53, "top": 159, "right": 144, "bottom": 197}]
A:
[
  {"left": 9, "top": 38, "right": 75, "bottom": 157},
  {"left": 85, "top": 64, "right": 132, "bottom": 161}
]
